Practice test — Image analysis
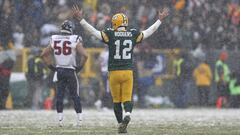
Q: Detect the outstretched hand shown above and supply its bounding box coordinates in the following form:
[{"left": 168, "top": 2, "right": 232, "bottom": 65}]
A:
[
  {"left": 72, "top": 5, "right": 83, "bottom": 21},
  {"left": 158, "top": 7, "right": 169, "bottom": 21}
]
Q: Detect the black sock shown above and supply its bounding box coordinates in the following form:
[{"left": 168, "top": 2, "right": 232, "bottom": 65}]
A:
[
  {"left": 113, "top": 103, "right": 123, "bottom": 123},
  {"left": 56, "top": 99, "right": 63, "bottom": 113},
  {"left": 123, "top": 101, "right": 133, "bottom": 113}
]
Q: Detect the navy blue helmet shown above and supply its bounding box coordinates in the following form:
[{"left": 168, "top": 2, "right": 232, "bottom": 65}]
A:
[{"left": 60, "top": 20, "right": 74, "bottom": 34}]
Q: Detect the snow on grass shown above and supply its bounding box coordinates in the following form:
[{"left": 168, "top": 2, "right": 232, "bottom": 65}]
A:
[{"left": 0, "top": 108, "right": 240, "bottom": 135}]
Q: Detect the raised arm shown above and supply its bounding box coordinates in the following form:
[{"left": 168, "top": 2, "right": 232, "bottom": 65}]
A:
[
  {"left": 72, "top": 5, "right": 102, "bottom": 40},
  {"left": 142, "top": 7, "right": 169, "bottom": 40}
]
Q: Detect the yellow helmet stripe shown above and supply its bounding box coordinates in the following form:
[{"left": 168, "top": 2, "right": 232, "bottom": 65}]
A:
[
  {"left": 121, "top": 14, "right": 126, "bottom": 22},
  {"left": 121, "top": 14, "right": 127, "bottom": 25},
  {"left": 136, "top": 32, "right": 144, "bottom": 43}
]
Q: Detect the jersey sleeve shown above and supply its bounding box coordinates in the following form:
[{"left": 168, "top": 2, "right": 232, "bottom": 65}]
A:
[
  {"left": 101, "top": 28, "right": 112, "bottom": 44},
  {"left": 131, "top": 29, "right": 143, "bottom": 43}
]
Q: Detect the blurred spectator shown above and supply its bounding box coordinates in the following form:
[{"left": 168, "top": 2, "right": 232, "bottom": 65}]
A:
[
  {"left": 136, "top": 60, "right": 154, "bottom": 108},
  {"left": 173, "top": 51, "right": 192, "bottom": 108},
  {"left": 24, "top": 26, "right": 40, "bottom": 47},
  {"left": 0, "top": 0, "right": 237, "bottom": 49},
  {"left": 228, "top": 2, "right": 240, "bottom": 26},
  {"left": 43, "top": 70, "right": 56, "bottom": 110},
  {"left": 229, "top": 71, "right": 240, "bottom": 108},
  {"left": 135, "top": 45, "right": 156, "bottom": 108},
  {"left": 0, "top": 0, "right": 14, "bottom": 49},
  {"left": 215, "top": 51, "right": 231, "bottom": 108},
  {"left": 193, "top": 57, "right": 212, "bottom": 106},
  {"left": 40, "top": 23, "right": 58, "bottom": 46},
  {"left": 136, "top": 0, "right": 157, "bottom": 31},
  {"left": 13, "top": 25, "right": 24, "bottom": 49},
  {"left": 25, "top": 47, "right": 47, "bottom": 109},
  {"left": 174, "top": 0, "right": 186, "bottom": 11},
  {"left": 0, "top": 48, "right": 16, "bottom": 109},
  {"left": 96, "top": 3, "right": 111, "bottom": 30},
  {"left": 95, "top": 47, "right": 112, "bottom": 110},
  {"left": 132, "top": 53, "right": 142, "bottom": 108},
  {"left": 15, "top": 0, "right": 44, "bottom": 47},
  {"left": 83, "top": 0, "right": 98, "bottom": 12}
]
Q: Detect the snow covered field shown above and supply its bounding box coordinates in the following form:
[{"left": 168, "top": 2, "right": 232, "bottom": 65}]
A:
[{"left": 0, "top": 108, "right": 240, "bottom": 135}]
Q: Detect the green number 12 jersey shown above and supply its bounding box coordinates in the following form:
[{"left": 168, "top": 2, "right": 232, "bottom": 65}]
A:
[{"left": 101, "top": 28, "right": 143, "bottom": 71}]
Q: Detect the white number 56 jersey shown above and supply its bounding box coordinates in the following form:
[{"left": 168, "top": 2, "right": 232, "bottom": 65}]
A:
[{"left": 50, "top": 34, "right": 82, "bottom": 69}]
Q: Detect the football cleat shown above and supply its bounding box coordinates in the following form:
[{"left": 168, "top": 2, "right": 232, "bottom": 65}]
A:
[
  {"left": 118, "top": 124, "right": 127, "bottom": 133},
  {"left": 111, "top": 13, "right": 128, "bottom": 30},
  {"left": 76, "top": 113, "right": 82, "bottom": 127},
  {"left": 94, "top": 100, "right": 102, "bottom": 110},
  {"left": 58, "top": 113, "right": 64, "bottom": 127},
  {"left": 58, "top": 120, "right": 63, "bottom": 127},
  {"left": 76, "top": 119, "right": 82, "bottom": 127},
  {"left": 118, "top": 115, "right": 131, "bottom": 133}
]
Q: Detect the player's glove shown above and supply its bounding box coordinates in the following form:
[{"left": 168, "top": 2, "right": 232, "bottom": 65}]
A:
[
  {"left": 48, "top": 64, "right": 56, "bottom": 72},
  {"left": 75, "top": 66, "right": 83, "bottom": 73}
]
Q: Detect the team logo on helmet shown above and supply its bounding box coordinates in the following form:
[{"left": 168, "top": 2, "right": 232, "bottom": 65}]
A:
[{"left": 111, "top": 13, "right": 128, "bottom": 30}]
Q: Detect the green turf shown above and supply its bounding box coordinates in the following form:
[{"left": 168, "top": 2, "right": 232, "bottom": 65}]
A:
[{"left": 0, "top": 109, "right": 240, "bottom": 135}]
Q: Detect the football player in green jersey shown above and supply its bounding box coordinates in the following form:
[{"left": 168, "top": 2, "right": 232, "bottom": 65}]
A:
[{"left": 72, "top": 5, "right": 169, "bottom": 133}]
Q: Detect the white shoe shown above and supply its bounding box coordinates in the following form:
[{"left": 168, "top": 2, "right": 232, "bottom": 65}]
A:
[
  {"left": 76, "top": 113, "right": 82, "bottom": 127},
  {"left": 94, "top": 100, "right": 102, "bottom": 110},
  {"left": 76, "top": 119, "right": 82, "bottom": 127},
  {"left": 58, "top": 113, "right": 64, "bottom": 127},
  {"left": 59, "top": 120, "right": 63, "bottom": 127}
]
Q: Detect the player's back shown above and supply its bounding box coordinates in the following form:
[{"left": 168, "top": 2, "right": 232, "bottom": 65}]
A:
[
  {"left": 50, "top": 34, "right": 81, "bottom": 69},
  {"left": 103, "top": 28, "right": 141, "bottom": 71}
]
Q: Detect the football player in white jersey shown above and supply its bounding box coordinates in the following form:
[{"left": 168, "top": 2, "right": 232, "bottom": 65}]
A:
[{"left": 41, "top": 20, "right": 88, "bottom": 126}]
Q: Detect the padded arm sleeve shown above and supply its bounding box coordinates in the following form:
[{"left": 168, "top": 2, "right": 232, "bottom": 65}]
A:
[
  {"left": 80, "top": 19, "right": 102, "bottom": 40},
  {"left": 142, "top": 20, "right": 162, "bottom": 40}
]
